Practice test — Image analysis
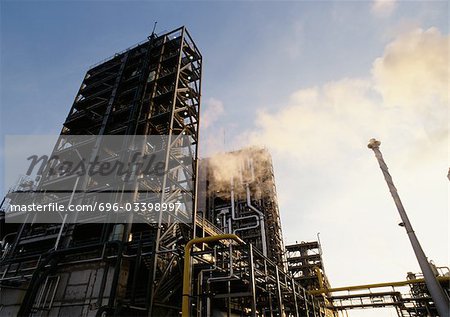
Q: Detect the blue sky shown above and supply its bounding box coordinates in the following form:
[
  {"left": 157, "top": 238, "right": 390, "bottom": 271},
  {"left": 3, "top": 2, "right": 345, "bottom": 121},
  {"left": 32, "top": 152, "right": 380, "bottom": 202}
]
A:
[
  {"left": 2, "top": 1, "right": 445, "bottom": 140},
  {"left": 1, "top": 2, "right": 448, "bottom": 316}
]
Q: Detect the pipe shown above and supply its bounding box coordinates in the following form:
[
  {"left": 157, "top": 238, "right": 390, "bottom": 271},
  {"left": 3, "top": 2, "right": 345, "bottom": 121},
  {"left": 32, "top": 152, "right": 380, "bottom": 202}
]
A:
[
  {"left": 182, "top": 234, "right": 244, "bottom": 317},
  {"left": 314, "top": 267, "right": 324, "bottom": 292},
  {"left": 291, "top": 277, "right": 299, "bottom": 317},
  {"left": 9, "top": 214, "right": 29, "bottom": 256},
  {"left": 228, "top": 161, "right": 266, "bottom": 245},
  {"left": 223, "top": 176, "right": 263, "bottom": 287},
  {"left": 248, "top": 244, "right": 257, "bottom": 317},
  {"left": 275, "top": 266, "right": 286, "bottom": 317},
  {"left": 303, "top": 288, "right": 310, "bottom": 317},
  {"left": 368, "top": 138, "right": 450, "bottom": 317},
  {"left": 309, "top": 276, "right": 450, "bottom": 295},
  {"left": 218, "top": 210, "right": 228, "bottom": 231},
  {"left": 197, "top": 268, "right": 215, "bottom": 317},
  {"left": 206, "top": 239, "right": 236, "bottom": 284},
  {"left": 263, "top": 259, "right": 274, "bottom": 317},
  {"left": 107, "top": 240, "right": 124, "bottom": 309},
  {"left": 246, "top": 184, "right": 268, "bottom": 257},
  {"left": 230, "top": 178, "right": 258, "bottom": 223},
  {"left": 233, "top": 221, "right": 260, "bottom": 235},
  {"left": 53, "top": 214, "right": 67, "bottom": 250},
  {"left": 198, "top": 219, "right": 239, "bottom": 286},
  {"left": 228, "top": 177, "right": 261, "bottom": 238},
  {"left": 196, "top": 247, "right": 219, "bottom": 317},
  {"left": 1, "top": 232, "right": 17, "bottom": 260},
  {"left": 310, "top": 294, "right": 318, "bottom": 317},
  {"left": 17, "top": 251, "right": 61, "bottom": 316}
]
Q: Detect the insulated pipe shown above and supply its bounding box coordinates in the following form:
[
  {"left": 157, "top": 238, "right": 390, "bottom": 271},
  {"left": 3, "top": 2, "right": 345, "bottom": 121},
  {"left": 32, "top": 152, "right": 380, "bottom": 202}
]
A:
[
  {"left": 230, "top": 178, "right": 259, "bottom": 223},
  {"left": 218, "top": 210, "right": 228, "bottom": 231},
  {"left": 368, "top": 138, "right": 450, "bottom": 317},
  {"left": 182, "top": 234, "right": 244, "bottom": 317},
  {"left": 228, "top": 157, "right": 266, "bottom": 237},
  {"left": 229, "top": 177, "right": 260, "bottom": 237},
  {"left": 233, "top": 222, "right": 260, "bottom": 234},
  {"left": 246, "top": 184, "right": 268, "bottom": 257},
  {"left": 314, "top": 267, "right": 324, "bottom": 292}
]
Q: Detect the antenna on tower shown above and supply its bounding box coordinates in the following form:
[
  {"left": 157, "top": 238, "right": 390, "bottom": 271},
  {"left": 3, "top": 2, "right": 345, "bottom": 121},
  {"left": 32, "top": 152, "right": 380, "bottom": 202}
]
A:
[{"left": 148, "top": 21, "right": 158, "bottom": 40}]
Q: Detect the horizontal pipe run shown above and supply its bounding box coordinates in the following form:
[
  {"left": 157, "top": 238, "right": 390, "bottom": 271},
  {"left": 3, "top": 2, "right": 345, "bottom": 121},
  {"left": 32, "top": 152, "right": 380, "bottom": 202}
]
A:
[{"left": 309, "top": 276, "right": 450, "bottom": 295}]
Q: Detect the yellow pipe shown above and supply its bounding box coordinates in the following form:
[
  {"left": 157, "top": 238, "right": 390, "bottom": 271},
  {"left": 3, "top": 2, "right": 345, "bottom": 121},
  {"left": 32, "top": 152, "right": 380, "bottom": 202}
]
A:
[
  {"left": 182, "top": 234, "right": 244, "bottom": 317},
  {"left": 309, "top": 276, "right": 450, "bottom": 295},
  {"left": 314, "top": 266, "right": 324, "bottom": 291}
]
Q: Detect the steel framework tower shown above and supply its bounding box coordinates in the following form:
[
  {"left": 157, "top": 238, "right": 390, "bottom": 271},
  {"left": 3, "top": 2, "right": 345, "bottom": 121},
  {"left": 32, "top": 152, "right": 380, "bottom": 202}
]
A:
[
  {"left": 286, "top": 241, "right": 330, "bottom": 292},
  {"left": 0, "top": 26, "right": 202, "bottom": 316}
]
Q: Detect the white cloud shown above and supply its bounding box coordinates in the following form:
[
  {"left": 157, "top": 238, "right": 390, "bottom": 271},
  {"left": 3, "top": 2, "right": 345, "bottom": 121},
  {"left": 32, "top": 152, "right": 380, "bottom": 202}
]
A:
[
  {"left": 373, "top": 27, "right": 448, "bottom": 106},
  {"left": 373, "top": 27, "right": 449, "bottom": 140},
  {"left": 371, "top": 0, "right": 397, "bottom": 17},
  {"left": 247, "top": 79, "right": 378, "bottom": 164},
  {"left": 247, "top": 27, "right": 448, "bottom": 167}
]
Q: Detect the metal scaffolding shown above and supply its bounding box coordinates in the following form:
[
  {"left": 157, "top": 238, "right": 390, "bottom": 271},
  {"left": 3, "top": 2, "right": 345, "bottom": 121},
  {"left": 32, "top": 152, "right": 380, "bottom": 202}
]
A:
[{"left": 286, "top": 241, "right": 331, "bottom": 292}]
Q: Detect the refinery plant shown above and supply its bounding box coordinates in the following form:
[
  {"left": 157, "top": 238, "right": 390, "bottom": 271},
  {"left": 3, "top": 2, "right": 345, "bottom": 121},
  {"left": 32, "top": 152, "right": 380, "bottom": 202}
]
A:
[{"left": 0, "top": 27, "right": 448, "bottom": 317}]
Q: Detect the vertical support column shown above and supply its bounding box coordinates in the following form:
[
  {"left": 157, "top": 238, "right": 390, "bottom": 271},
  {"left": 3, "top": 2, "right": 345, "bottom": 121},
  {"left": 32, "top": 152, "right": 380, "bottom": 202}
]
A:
[
  {"left": 131, "top": 234, "right": 143, "bottom": 303},
  {"left": 264, "top": 259, "right": 274, "bottom": 317},
  {"left": 227, "top": 280, "right": 231, "bottom": 317},
  {"left": 248, "top": 244, "right": 257, "bottom": 317},
  {"left": 310, "top": 295, "right": 317, "bottom": 317},
  {"left": 275, "top": 267, "right": 285, "bottom": 317},
  {"left": 291, "top": 278, "right": 299, "bottom": 317},
  {"left": 303, "top": 288, "right": 310, "bottom": 317}
]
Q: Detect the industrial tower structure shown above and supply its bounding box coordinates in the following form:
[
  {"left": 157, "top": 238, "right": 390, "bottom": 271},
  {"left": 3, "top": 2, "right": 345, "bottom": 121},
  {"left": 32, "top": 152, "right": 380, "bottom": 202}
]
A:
[
  {"left": 1, "top": 26, "right": 330, "bottom": 317},
  {"left": 0, "top": 26, "right": 203, "bottom": 316}
]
